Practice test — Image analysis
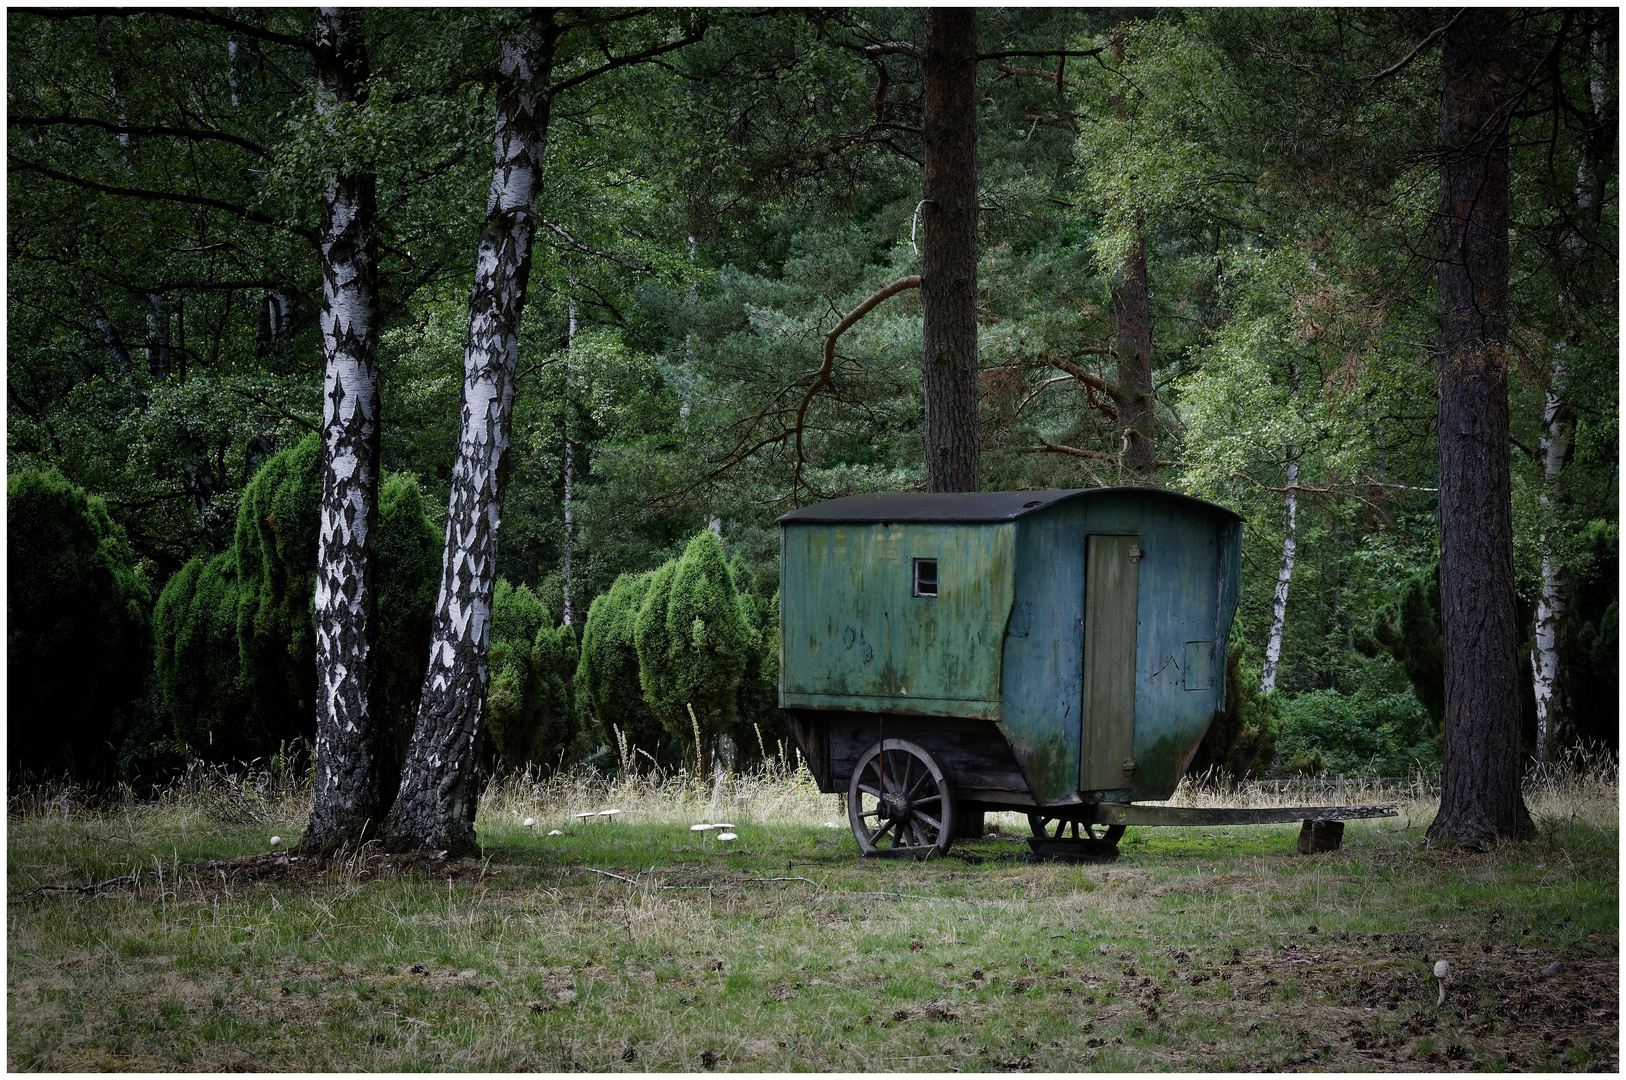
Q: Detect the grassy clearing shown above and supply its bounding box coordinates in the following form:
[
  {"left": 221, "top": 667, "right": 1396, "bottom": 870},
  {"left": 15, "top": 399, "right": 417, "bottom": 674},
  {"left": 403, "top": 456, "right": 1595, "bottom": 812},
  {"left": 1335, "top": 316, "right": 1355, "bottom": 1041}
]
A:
[{"left": 8, "top": 760, "right": 1618, "bottom": 1072}]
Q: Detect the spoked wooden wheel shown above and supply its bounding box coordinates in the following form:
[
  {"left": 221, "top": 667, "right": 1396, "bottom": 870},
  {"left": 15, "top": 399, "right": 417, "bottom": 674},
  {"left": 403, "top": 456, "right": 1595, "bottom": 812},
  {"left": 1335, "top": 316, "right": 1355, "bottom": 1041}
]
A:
[
  {"left": 848, "top": 739, "right": 956, "bottom": 858},
  {"left": 1027, "top": 813, "right": 1125, "bottom": 846}
]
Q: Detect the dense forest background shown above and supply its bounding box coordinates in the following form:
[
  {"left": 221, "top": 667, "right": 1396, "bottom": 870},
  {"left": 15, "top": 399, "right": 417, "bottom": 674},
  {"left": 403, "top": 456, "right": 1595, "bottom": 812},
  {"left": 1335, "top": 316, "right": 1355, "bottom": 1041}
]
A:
[{"left": 8, "top": 8, "right": 1617, "bottom": 788}]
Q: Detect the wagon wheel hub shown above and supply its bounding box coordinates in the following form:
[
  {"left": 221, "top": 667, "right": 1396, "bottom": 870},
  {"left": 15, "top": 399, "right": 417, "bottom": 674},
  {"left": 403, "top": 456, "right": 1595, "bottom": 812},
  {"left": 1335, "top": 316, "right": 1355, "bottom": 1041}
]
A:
[{"left": 847, "top": 739, "right": 957, "bottom": 859}]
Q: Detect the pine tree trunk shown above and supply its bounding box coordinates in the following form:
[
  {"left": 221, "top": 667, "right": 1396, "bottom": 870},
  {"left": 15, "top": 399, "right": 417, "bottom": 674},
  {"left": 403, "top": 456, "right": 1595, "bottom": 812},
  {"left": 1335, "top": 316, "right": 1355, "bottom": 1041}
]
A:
[
  {"left": 920, "top": 8, "right": 980, "bottom": 493},
  {"left": 381, "top": 14, "right": 557, "bottom": 855},
  {"left": 1260, "top": 455, "right": 1298, "bottom": 695},
  {"left": 1112, "top": 229, "right": 1156, "bottom": 481},
  {"left": 1427, "top": 10, "right": 1533, "bottom": 848},
  {"left": 300, "top": 8, "right": 390, "bottom": 857}
]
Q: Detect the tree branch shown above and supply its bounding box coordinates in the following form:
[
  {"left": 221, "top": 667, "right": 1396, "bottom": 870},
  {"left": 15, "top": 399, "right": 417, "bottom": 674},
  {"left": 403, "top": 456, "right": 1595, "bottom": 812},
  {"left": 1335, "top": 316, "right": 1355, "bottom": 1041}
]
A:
[
  {"left": 791, "top": 275, "right": 920, "bottom": 498},
  {"left": 8, "top": 155, "right": 316, "bottom": 242},
  {"left": 548, "top": 27, "right": 708, "bottom": 98},
  {"left": 539, "top": 218, "right": 652, "bottom": 272},
  {"left": 1364, "top": 9, "right": 1468, "bottom": 82},
  {"left": 10, "top": 115, "right": 271, "bottom": 158},
  {"left": 979, "top": 48, "right": 1106, "bottom": 62}
]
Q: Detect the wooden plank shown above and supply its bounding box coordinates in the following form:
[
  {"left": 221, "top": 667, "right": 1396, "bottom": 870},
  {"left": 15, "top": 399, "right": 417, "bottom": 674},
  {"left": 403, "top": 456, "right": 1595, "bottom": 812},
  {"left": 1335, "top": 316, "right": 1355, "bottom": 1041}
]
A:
[
  {"left": 1096, "top": 803, "right": 1399, "bottom": 827},
  {"left": 779, "top": 522, "right": 1015, "bottom": 711},
  {"left": 1080, "top": 535, "right": 1138, "bottom": 791}
]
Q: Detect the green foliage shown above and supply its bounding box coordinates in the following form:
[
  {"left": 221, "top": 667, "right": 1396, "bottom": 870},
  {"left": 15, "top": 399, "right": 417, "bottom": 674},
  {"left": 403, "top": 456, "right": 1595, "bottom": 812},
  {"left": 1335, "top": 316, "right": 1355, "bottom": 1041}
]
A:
[
  {"left": 154, "top": 441, "right": 439, "bottom": 764},
  {"left": 376, "top": 473, "right": 442, "bottom": 759},
  {"left": 6, "top": 471, "right": 153, "bottom": 780},
  {"left": 1187, "top": 644, "right": 1280, "bottom": 781},
  {"left": 1565, "top": 520, "right": 1619, "bottom": 749},
  {"left": 155, "top": 553, "right": 254, "bottom": 759},
  {"left": 484, "top": 581, "right": 579, "bottom": 773},
  {"left": 1271, "top": 666, "right": 1442, "bottom": 778},
  {"left": 635, "top": 531, "right": 753, "bottom": 752},
  {"left": 1356, "top": 562, "right": 1444, "bottom": 733},
  {"left": 726, "top": 558, "right": 787, "bottom": 767},
  {"left": 575, "top": 570, "right": 666, "bottom": 758},
  {"left": 234, "top": 432, "right": 323, "bottom": 750}
]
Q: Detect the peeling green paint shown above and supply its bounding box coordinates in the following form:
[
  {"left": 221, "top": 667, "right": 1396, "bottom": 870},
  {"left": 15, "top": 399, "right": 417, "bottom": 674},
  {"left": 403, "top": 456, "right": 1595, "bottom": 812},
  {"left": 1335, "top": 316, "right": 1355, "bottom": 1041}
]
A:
[{"left": 779, "top": 490, "right": 1242, "bottom": 808}]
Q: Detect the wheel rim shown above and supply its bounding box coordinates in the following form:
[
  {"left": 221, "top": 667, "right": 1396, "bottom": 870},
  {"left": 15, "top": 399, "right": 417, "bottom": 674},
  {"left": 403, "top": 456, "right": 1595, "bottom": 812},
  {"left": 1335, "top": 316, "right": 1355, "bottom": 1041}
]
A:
[{"left": 848, "top": 739, "right": 955, "bottom": 857}]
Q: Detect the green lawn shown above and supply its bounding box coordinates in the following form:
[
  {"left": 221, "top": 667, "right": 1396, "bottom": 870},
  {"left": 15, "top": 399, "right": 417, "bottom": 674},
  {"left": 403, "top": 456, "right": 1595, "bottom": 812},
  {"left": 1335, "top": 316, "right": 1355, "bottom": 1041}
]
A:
[{"left": 7, "top": 788, "right": 1618, "bottom": 1071}]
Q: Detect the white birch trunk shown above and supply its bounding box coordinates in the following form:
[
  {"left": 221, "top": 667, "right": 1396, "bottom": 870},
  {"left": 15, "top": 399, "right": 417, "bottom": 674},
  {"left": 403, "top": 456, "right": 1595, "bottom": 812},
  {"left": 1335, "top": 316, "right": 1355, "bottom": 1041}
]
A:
[
  {"left": 1259, "top": 454, "right": 1298, "bottom": 696},
  {"left": 1531, "top": 359, "right": 1571, "bottom": 765},
  {"left": 145, "top": 293, "right": 170, "bottom": 380},
  {"left": 300, "top": 8, "right": 389, "bottom": 856},
  {"left": 383, "top": 14, "right": 557, "bottom": 854}
]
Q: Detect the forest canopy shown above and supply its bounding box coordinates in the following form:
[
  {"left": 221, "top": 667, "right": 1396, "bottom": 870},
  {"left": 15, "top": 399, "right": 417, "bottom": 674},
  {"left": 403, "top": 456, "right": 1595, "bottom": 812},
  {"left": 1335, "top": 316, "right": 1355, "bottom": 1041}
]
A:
[{"left": 6, "top": 8, "right": 1617, "bottom": 795}]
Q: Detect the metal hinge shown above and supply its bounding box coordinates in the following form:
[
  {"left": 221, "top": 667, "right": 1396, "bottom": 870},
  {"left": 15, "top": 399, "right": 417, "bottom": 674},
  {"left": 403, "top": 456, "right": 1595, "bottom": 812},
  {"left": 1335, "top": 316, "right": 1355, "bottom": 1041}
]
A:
[
  {"left": 1122, "top": 758, "right": 1138, "bottom": 776},
  {"left": 1128, "top": 544, "right": 1142, "bottom": 563}
]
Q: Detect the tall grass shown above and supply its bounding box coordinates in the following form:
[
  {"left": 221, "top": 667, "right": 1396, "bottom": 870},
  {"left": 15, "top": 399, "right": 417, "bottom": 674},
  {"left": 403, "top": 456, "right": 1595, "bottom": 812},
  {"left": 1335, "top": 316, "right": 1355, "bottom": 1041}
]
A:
[{"left": 9, "top": 743, "right": 1617, "bottom": 838}]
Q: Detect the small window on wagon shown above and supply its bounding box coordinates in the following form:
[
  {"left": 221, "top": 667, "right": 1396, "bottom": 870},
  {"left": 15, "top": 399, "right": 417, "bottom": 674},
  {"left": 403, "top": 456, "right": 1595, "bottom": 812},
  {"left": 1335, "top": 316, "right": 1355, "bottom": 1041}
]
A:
[{"left": 913, "top": 557, "right": 938, "bottom": 598}]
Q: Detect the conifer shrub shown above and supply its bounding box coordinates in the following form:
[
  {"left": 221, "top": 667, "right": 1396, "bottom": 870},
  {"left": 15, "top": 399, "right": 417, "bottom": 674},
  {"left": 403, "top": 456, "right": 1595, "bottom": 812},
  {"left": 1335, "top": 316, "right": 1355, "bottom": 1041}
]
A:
[
  {"left": 1356, "top": 562, "right": 1444, "bottom": 732},
  {"left": 484, "top": 580, "right": 578, "bottom": 772},
  {"left": 727, "top": 555, "right": 788, "bottom": 766},
  {"left": 376, "top": 473, "right": 441, "bottom": 765},
  {"left": 234, "top": 432, "right": 322, "bottom": 750},
  {"left": 575, "top": 568, "right": 667, "bottom": 761},
  {"left": 635, "top": 531, "right": 752, "bottom": 757},
  {"left": 153, "top": 441, "right": 439, "bottom": 763},
  {"left": 7, "top": 471, "right": 153, "bottom": 780},
  {"left": 1186, "top": 643, "right": 1280, "bottom": 781}
]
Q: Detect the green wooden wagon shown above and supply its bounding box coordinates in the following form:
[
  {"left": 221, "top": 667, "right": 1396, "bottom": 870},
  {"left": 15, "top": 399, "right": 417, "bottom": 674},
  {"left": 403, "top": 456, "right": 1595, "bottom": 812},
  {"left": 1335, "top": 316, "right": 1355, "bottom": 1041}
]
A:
[{"left": 777, "top": 488, "right": 1393, "bottom": 859}]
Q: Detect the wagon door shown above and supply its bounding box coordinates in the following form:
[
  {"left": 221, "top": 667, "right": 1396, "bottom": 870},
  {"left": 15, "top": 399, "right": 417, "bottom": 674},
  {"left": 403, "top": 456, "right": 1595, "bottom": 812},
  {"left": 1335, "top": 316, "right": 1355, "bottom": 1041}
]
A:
[{"left": 1080, "top": 534, "right": 1140, "bottom": 793}]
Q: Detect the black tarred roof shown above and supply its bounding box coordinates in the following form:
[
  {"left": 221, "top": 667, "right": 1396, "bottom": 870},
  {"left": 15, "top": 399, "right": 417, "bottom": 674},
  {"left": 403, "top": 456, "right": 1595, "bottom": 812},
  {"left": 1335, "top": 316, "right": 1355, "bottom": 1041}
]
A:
[{"left": 776, "top": 487, "right": 1243, "bottom": 525}]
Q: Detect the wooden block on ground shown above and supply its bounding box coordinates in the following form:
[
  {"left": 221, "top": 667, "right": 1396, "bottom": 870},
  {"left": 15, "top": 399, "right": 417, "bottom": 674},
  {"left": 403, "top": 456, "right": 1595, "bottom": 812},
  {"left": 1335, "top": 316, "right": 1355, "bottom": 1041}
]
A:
[{"left": 1297, "top": 818, "right": 1345, "bottom": 853}]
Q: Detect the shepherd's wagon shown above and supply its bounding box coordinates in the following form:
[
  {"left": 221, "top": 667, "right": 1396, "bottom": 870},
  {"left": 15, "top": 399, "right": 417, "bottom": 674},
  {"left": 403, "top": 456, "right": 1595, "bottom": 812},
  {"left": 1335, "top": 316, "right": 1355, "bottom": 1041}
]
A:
[{"left": 777, "top": 488, "right": 1393, "bottom": 859}]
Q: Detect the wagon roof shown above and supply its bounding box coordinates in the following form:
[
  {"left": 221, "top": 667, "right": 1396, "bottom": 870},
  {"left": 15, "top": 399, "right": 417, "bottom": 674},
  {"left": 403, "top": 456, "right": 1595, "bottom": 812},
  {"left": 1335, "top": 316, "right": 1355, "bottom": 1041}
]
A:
[{"left": 776, "top": 487, "right": 1243, "bottom": 525}]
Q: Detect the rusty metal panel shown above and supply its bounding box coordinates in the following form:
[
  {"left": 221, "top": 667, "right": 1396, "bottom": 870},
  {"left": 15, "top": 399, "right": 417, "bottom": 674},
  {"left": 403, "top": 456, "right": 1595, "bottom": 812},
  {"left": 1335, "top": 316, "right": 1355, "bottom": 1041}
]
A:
[
  {"left": 1080, "top": 535, "right": 1140, "bottom": 791},
  {"left": 779, "top": 521, "right": 1015, "bottom": 717}
]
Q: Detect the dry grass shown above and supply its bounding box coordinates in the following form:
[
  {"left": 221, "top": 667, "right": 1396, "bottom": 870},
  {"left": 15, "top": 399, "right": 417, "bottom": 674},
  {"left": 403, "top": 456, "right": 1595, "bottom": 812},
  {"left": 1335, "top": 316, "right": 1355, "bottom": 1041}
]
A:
[{"left": 8, "top": 756, "right": 1618, "bottom": 1072}]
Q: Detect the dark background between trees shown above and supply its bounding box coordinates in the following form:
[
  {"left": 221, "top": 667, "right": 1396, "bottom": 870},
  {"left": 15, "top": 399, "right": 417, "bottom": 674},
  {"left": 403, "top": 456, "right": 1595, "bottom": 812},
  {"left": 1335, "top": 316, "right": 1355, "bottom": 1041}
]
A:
[{"left": 8, "top": 10, "right": 1617, "bottom": 807}]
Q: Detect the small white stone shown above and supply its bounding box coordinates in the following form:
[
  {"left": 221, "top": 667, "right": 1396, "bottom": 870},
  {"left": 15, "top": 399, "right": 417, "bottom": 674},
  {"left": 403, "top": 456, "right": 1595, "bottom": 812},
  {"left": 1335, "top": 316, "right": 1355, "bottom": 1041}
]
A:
[
  {"left": 1434, "top": 960, "right": 1451, "bottom": 979},
  {"left": 1098, "top": 944, "right": 1110, "bottom": 955},
  {"left": 547, "top": 829, "right": 563, "bottom": 837},
  {"left": 716, "top": 832, "right": 738, "bottom": 842},
  {"left": 270, "top": 836, "right": 283, "bottom": 848},
  {"left": 822, "top": 821, "right": 839, "bottom": 829},
  {"left": 523, "top": 817, "right": 536, "bottom": 827}
]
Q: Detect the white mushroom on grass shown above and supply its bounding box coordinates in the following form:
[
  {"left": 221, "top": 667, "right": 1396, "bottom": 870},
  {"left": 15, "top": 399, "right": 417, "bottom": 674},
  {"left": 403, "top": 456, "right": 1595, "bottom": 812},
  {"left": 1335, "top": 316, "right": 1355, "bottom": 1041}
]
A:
[{"left": 1434, "top": 960, "right": 1451, "bottom": 1005}]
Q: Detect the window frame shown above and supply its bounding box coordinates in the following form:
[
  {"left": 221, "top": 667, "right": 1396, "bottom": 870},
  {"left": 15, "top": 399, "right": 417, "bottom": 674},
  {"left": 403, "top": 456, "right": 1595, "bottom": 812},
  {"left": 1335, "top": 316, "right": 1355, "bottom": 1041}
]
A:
[{"left": 912, "top": 556, "right": 939, "bottom": 598}]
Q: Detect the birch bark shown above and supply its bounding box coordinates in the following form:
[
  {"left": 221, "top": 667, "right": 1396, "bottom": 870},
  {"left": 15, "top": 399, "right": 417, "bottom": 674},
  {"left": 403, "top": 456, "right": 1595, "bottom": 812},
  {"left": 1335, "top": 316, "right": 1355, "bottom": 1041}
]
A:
[
  {"left": 1530, "top": 359, "right": 1570, "bottom": 765},
  {"left": 1259, "top": 454, "right": 1298, "bottom": 695},
  {"left": 382, "top": 14, "right": 557, "bottom": 854},
  {"left": 299, "top": 8, "right": 389, "bottom": 856}
]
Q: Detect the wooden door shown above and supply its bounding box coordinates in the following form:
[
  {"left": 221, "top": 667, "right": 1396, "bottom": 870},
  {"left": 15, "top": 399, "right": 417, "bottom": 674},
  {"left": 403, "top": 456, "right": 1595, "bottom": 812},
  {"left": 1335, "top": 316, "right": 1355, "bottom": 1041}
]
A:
[{"left": 1080, "top": 534, "right": 1140, "bottom": 792}]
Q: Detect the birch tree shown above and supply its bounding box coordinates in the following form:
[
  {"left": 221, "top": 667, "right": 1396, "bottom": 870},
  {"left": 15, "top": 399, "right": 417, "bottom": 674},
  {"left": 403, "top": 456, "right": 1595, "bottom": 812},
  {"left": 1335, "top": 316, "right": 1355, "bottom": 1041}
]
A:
[
  {"left": 299, "top": 9, "right": 390, "bottom": 856},
  {"left": 382, "top": 12, "right": 704, "bottom": 854}
]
